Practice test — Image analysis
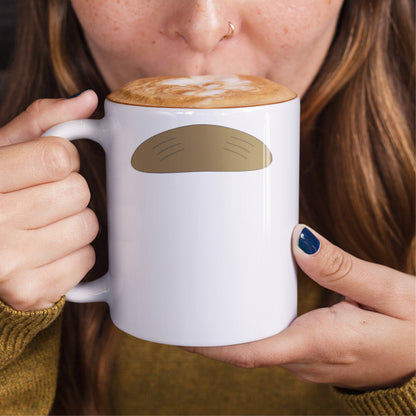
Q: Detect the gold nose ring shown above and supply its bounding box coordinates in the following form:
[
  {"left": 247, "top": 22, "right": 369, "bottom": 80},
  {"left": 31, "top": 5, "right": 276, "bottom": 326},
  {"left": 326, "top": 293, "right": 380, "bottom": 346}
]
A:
[{"left": 222, "top": 21, "right": 235, "bottom": 40}]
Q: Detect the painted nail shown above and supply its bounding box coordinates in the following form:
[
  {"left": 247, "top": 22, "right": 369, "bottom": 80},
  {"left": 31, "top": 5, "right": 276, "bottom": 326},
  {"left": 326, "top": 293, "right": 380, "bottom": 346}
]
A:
[
  {"left": 298, "top": 227, "right": 320, "bottom": 255},
  {"left": 67, "top": 91, "right": 83, "bottom": 99}
]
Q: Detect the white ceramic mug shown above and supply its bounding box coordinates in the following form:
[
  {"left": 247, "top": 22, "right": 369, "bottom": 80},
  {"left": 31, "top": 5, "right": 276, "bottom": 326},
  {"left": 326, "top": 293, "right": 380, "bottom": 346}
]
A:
[{"left": 44, "top": 75, "right": 300, "bottom": 346}]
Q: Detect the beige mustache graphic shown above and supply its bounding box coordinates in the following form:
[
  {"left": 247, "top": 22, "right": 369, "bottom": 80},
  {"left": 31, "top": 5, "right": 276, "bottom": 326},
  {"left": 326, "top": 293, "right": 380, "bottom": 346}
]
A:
[{"left": 131, "top": 124, "right": 273, "bottom": 173}]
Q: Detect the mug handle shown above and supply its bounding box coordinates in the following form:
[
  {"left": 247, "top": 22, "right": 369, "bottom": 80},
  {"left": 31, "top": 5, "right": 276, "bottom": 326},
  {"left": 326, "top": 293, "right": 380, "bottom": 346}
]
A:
[{"left": 43, "top": 119, "right": 110, "bottom": 303}]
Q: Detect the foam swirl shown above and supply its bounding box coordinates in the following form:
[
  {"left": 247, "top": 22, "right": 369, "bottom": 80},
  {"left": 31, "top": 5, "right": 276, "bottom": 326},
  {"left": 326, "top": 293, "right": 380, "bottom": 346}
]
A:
[{"left": 108, "top": 74, "right": 297, "bottom": 108}]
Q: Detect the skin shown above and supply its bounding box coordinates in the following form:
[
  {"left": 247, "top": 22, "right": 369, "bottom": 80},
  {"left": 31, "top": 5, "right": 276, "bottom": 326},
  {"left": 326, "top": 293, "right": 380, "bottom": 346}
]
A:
[
  {"left": 70, "top": 0, "right": 344, "bottom": 96},
  {"left": 0, "top": 0, "right": 414, "bottom": 391}
]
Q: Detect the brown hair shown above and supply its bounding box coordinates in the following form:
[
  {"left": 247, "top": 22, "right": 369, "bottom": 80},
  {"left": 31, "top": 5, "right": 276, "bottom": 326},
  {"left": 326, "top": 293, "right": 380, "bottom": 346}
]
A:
[
  {"left": 301, "top": 0, "right": 415, "bottom": 272},
  {"left": 0, "top": 0, "right": 414, "bottom": 414}
]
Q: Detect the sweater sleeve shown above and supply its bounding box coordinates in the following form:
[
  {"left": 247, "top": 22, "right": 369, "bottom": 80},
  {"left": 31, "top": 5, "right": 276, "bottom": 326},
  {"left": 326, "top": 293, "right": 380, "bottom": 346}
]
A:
[
  {"left": 0, "top": 297, "right": 65, "bottom": 416},
  {"left": 335, "top": 376, "right": 416, "bottom": 415}
]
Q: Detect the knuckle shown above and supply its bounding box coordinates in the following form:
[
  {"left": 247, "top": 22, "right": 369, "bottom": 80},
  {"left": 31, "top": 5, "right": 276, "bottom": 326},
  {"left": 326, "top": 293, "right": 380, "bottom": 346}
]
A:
[
  {"left": 234, "top": 358, "right": 257, "bottom": 369},
  {"left": 230, "top": 347, "right": 259, "bottom": 369},
  {"left": 39, "top": 139, "right": 73, "bottom": 180},
  {"left": 296, "top": 368, "right": 327, "bottom": 385},
  {"left": 320, "top": 246, "right": 353, "bottom": 283},
  {"left": 25, "top": 99, "right": 43, "bottom": 118},
  {"left": 67, "top": 173, "right": 91, "bottom": 207},
  {"left": 8, "top": 293, "right": 33, "bottom": 312},
  {"left": 79, "top": 209, "right": 99, "bottom": 240},
  {"left": 82, "top": 245, "right": 97, "bottom": 271},
  {"left": 24, "top": 99, "right": 48, "bottom": 136},
  {"left": 0, "top": 281, "right": 38, "bottom": 311}
]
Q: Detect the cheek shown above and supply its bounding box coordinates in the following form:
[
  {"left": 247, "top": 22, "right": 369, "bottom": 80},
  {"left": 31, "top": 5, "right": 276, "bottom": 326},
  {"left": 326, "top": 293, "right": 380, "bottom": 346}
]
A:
[
  {"left": 71, "top": 0, "right": 155, "bottom": 58},
  {"left": 248, "top": 0, "right": 343, "bottom": 92},
  {"left": 252, "top": 0, "right": 343, "bottom": 56}
]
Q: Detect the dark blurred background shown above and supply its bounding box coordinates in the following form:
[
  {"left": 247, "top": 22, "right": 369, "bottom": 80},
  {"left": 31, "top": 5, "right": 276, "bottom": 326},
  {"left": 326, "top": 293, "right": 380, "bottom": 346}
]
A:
[{"left": 0, "top": 0, "right": 17, "bottom": 96}]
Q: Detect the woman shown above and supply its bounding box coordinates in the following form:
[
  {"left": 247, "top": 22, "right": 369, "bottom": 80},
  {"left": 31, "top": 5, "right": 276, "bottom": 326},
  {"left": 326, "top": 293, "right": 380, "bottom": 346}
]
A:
[{"left": 0, "top": 0, "right": 414, "bottom": 414}]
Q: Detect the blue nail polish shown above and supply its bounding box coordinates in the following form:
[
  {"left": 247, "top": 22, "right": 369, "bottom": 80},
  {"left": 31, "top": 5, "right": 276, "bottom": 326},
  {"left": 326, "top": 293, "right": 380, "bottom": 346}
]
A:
[
  {"left": 67, "top": 91, "right": 83, "bottom": 99},
  {"left": 298, "top": 227, "right": 320, "bottom": 255}
]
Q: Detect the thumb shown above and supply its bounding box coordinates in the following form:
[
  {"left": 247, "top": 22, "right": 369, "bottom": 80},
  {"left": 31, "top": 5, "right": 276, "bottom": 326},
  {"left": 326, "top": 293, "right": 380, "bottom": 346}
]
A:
[
  {"left": 291, "top": 224, "right": 413, "bottom": 319},
  {"left": 0, "top": 90, "right": 98, "bottom": 147}
]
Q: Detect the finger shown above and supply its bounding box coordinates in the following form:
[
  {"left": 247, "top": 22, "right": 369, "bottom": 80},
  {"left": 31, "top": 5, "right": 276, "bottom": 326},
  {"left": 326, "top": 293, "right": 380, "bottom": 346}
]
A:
[
  {"left": 292, "top": 224, "right": 415, "bottom": 319},
  {"left": 0, "top": 245, "right": 96, "bottom": 311},
  {"left": 4, "top": 208, "right": 99, "bottom": 275},
  {"left": 281, "top": 301, "right": 416, "bottom": 388},
  {"left": 0, "top": 90, "right": 98, "bottom": 146},
  {"left": 36, "top": 245, "right": 97, "bottom": 306},
  {"left": 185, "top": 322, "right": 308, "bottom": 369},
  {"left": 30, "top": 208, "right": 99, "bottom": 268},
  {"left": 1, "top": 173, "right": 91, "bottom": 230},
  {"left": 0, "top": 136, "right": 80, "bottom": 192}
]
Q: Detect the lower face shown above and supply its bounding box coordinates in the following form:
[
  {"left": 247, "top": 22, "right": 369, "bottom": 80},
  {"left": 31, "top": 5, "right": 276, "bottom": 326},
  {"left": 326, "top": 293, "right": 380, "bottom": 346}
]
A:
[{"left": 70, "top": 0, "right": 344, "bottom": 97}]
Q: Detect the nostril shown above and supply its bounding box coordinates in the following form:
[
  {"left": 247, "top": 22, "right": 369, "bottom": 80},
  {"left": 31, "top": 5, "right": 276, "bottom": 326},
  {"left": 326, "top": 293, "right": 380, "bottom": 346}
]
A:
[{"left": 177, "top": 25, "right": 225, "bottom": 54}]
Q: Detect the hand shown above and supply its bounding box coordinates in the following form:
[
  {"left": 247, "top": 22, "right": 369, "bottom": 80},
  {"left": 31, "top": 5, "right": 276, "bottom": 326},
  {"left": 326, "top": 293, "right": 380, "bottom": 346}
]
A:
[
  {"left": 186, "top": 224, "right": 416, "bottom": 390},
  {"left": 0, "top": 91, "right": 100, "bottom": 311}
]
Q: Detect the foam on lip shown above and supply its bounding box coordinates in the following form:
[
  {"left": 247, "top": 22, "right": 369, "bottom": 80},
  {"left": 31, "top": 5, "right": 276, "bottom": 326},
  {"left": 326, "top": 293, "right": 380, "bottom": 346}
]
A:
[
  {"left": 160, "top": 74, "right": 241, "bottom": 86},
  {"left": 159, "top": 74, "right": 260, "bottom": 98}
]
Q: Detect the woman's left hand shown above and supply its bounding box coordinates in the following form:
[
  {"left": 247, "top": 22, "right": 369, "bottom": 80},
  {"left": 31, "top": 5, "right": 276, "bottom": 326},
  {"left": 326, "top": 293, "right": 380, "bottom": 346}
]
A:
[{"left": 186, "top": 224, "right": 416, "bottom": 390}]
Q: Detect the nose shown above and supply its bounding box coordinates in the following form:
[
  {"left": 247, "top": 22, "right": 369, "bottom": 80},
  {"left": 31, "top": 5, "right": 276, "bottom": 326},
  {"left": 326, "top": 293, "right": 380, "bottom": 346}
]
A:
[{"left": 163, "top": 0, "right": 232, "bottom": 54}]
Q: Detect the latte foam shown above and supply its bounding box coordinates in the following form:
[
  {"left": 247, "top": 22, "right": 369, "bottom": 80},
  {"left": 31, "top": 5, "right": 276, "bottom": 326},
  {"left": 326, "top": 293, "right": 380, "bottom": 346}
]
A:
[{"left": 107, "top": 74, "right": 297, "bottom": 108}]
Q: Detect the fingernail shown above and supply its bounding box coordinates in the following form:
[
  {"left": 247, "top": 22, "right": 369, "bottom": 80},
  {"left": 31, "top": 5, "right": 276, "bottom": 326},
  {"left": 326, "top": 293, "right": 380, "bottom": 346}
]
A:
[
  {"left": 67, "top": 91, "right": 83, "bottom": 99},
  {"left": 298, "top": 227, "right": 320, "bottom": 255}
]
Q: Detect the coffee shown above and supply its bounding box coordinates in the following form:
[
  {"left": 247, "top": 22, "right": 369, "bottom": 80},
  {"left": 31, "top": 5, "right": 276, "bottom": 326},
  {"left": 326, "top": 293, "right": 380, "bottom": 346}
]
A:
[{"left": 108, "top": 74, "right": 297, "bottom": 108}]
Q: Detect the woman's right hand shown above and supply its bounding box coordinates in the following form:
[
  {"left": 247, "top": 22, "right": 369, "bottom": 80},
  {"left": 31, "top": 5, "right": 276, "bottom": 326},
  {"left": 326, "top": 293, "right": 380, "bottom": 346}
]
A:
[{"left": 0, "top": 91, "right": 100, "bottom": 311}]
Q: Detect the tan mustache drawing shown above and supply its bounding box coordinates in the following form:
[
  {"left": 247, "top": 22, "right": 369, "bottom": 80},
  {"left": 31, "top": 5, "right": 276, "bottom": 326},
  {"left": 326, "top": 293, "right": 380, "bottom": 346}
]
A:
[{"left": 131, "top": 124, "right": 273, "bottom": 173}]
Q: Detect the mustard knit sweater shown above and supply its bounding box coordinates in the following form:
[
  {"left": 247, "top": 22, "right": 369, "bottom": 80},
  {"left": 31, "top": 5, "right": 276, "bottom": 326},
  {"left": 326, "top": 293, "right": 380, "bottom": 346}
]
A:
[{"left": 0, "top": 275, "right": 415, "bottom": 415}]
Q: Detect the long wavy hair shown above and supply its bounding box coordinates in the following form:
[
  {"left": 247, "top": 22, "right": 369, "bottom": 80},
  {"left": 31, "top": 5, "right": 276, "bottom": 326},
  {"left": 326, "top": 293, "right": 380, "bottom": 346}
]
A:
[{"left": 0, "top": 0, "right": 414, "bottom": 414}]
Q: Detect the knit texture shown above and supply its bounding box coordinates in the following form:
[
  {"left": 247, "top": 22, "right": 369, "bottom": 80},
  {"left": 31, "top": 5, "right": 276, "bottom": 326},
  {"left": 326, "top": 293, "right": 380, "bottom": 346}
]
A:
[
  {"left": 0, "top": 284, "right": 414, "bottom": 415},
  {"left": 0, "top": 298, "right": 64, "bottom": 415},
  {"left": 336, "top": 378, "right": 416, "bottom": 416}
]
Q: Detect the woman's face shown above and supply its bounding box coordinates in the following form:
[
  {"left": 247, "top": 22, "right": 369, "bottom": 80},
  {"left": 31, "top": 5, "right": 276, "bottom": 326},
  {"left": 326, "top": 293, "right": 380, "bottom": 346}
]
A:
[{"left": 70, "top": 0, "right": 344, "bottom": 96}]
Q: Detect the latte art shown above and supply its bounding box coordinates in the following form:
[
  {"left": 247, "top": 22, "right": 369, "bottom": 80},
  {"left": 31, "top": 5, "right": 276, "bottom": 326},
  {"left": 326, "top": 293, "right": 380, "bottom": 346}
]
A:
[{"left": 108, "top": 74, "right": 297, "bottom": 108}]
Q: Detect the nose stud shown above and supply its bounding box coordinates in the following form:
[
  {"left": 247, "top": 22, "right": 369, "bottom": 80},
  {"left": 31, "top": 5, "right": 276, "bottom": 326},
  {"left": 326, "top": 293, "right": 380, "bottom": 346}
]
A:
[{"left": 222, "top": 21, "right": 235, "bottom": 40}]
